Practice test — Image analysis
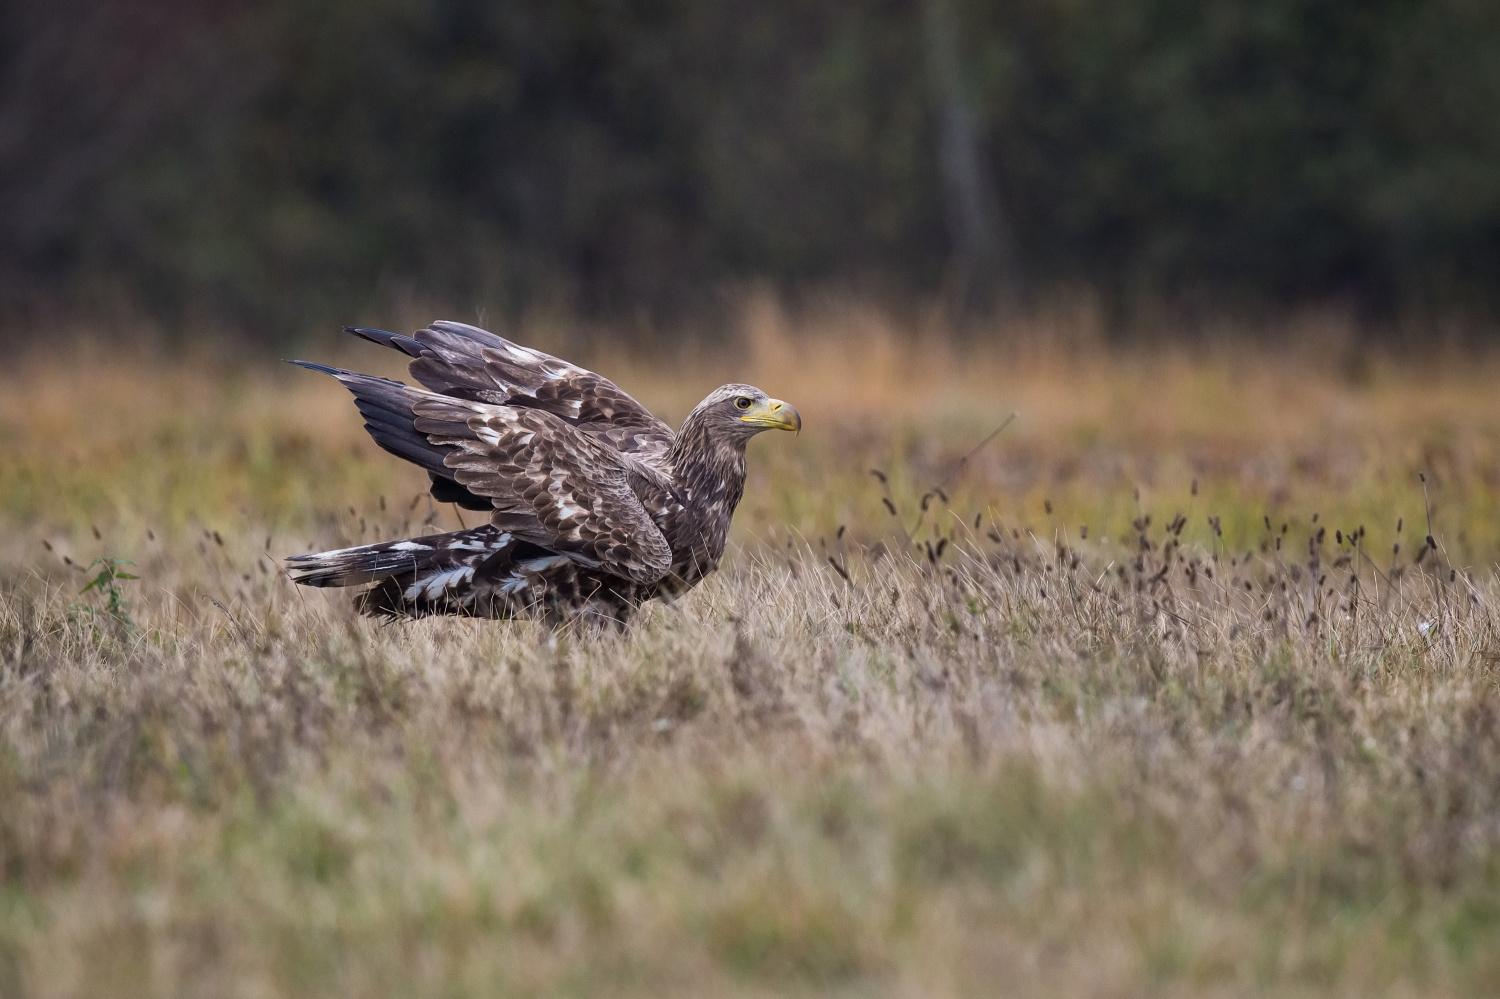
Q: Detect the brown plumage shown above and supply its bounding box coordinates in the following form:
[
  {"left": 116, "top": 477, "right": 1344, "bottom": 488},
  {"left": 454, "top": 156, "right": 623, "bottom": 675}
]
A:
[{"left": 285, "top": 321, "right": 800, "bottom": 624}]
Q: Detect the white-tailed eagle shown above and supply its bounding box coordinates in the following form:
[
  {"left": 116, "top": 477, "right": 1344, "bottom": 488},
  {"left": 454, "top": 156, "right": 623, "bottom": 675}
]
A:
[{"left": 285, "top": 321, "right": 800, "bottom": 623}]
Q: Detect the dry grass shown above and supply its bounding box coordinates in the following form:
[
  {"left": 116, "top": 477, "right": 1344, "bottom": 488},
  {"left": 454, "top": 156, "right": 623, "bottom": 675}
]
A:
[{"left": 3, "top": 306, "right": 1500, "bottom": 997}]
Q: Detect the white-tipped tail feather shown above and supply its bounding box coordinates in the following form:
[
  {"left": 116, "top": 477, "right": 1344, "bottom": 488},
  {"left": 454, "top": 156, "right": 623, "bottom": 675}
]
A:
[
  {"left": 284, "top": 527, "right": 637, "bottom": 620},
  {"left": 286, "top": 527, "right": 514, "bottom": 604}
]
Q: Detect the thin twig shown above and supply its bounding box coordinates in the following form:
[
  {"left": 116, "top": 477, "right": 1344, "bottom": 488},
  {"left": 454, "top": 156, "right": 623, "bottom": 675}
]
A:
[{"left": 909, "top": 412, "right": 1018, "bottom": 539}]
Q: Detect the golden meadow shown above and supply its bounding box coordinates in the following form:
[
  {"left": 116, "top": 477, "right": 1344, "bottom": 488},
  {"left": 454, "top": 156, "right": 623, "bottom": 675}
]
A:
[{"left": 2, "top": 300, "right": 1499, "bottom": 996}]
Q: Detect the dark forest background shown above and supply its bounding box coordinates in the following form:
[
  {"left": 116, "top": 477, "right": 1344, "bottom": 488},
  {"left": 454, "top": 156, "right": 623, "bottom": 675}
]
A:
[{"left": 3, "top": 0, "right": 1499, "bottom": 340}]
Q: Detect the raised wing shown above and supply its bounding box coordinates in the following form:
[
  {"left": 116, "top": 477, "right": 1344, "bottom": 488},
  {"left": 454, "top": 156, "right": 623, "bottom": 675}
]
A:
[
  {"left": 348, "top": 321, "right": 674, "bottom": 463},
  {"left": 410, "top": 395, "right": 674, "bottom": 585},
  {"left": 290, "top": 361, "right": 681, "bottom": 552}
]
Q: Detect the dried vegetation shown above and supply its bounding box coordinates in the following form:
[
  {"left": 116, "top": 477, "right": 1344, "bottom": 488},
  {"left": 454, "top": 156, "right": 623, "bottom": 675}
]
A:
[{"left": 2, "top": 308, "right": 1500, "bottom": 996}]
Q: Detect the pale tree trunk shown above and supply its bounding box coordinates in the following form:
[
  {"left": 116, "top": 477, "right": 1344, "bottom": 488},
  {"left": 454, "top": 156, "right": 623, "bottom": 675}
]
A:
[{"left": 922, "top": 0, "right": 1022, "bottom": 317}]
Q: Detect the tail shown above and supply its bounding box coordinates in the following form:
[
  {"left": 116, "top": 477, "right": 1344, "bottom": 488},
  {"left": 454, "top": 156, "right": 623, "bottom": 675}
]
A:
[{"left": 286, "top": 526, "right": 523, "bottom": 617}]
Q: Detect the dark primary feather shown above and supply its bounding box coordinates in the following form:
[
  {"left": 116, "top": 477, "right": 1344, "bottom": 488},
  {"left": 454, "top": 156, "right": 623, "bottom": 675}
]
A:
[
  {"left": 427, "top": 472, "right": 490, "bottom": 510},
  {"left": 345, "top": 326, "right": 426, "bottom": 357},
  {"left": 288, "top": 359, "right": 492, "bottom": 510},
  {"left": 287, "top": 361, "right": 454, "bottom": 479}
]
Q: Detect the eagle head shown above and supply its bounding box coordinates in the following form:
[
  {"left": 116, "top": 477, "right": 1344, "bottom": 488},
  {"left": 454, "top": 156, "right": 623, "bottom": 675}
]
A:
[{"left": 692, "top": 383, "right": 801, "bottom": 442}]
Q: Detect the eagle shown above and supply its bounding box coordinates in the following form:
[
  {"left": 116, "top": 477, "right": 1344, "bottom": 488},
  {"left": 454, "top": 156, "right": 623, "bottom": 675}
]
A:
[{"left": 285, "top": 321, "right": 801, "bottom": 624}]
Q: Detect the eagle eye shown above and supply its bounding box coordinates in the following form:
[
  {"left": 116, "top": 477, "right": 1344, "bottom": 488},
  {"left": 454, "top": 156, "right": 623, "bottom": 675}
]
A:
[{"left": 734, "top": 397, "right": 752, "bottom": 410}]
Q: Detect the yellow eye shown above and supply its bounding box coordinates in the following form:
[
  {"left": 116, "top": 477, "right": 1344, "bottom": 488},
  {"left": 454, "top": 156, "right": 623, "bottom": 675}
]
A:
[{"left": 734, "top": 397, "right": 752, "bottom": 410}]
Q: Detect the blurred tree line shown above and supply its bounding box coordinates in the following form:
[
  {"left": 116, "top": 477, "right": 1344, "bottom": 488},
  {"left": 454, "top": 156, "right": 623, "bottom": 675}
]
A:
[{"left": 2, "top": 0, "right": 1498, "bottom": 337}]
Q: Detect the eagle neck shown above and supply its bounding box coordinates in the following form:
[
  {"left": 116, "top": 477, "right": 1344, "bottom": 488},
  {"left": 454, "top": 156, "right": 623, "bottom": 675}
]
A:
[
  {"left": 663, "top": 409, "right": 749, "bottom": 580},
  {"left": 668, "top": 411, "right": 748, "bottom": 510}
]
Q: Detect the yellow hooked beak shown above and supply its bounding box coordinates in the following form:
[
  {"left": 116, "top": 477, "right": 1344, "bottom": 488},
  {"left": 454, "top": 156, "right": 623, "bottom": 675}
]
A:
[{"left": 739, "top": 398, "right": 801, "bottom": 433}]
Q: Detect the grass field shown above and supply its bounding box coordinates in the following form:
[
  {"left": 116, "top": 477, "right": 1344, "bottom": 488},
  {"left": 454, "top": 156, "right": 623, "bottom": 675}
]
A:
[{"left": 3, "top": 307, "right": 1500, "bottom": 997}]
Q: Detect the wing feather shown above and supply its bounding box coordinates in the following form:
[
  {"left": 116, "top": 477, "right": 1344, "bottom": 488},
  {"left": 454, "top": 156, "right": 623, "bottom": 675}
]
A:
[
  {"left": 412, "top": 397, "right": 673, "bottom": 584},
  {"left": 352, "top": 321, "right": 675, "bottom": 464}
]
